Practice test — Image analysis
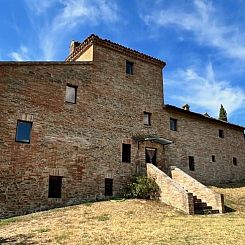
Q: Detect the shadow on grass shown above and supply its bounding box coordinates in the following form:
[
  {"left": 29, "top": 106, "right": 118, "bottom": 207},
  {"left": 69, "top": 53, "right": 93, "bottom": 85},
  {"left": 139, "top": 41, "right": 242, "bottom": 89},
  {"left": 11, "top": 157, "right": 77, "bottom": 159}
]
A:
[
  {"left": 0, "top": 234, "right": 35, "bottom": 244},
  {"left": 82, "top": 197, "right": 126, "bottom": 206},
  {"left": 212, "top": 182, "right": 245, "bottom": 189},
  {"left": 224, "top": 205, "right": 236, "bottom": 213}
]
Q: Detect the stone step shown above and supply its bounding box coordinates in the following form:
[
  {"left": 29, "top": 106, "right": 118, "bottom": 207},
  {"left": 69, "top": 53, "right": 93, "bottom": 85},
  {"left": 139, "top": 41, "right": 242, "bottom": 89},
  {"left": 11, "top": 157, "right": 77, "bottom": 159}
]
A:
[
  {"left": 194, "top": 202, "right": 208, "bottom": 208},
  {"left": 193, "top": 196, "right": 202, "bottom": 203},
  {"left": 194, "top": 205, "right": 213, "bottom": 211},
  {"left": 192, "top": 195, "right": 219, "bottom": 215},
  {"left": 194, "top": 209, "right": 220, "bottom": 215},
  {"left": 194, "top": 199, "right": 202, "bottom": 203},
  {"left": 192, "top": 195, "right": 218, "bottom": 215}
]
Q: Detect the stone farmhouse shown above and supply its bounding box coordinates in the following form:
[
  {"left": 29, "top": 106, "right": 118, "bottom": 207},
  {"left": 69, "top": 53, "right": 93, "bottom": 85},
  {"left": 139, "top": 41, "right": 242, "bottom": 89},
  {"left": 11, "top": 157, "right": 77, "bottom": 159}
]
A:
[{"left": 0, "top": 34, "right": 244, "bottom": 218}]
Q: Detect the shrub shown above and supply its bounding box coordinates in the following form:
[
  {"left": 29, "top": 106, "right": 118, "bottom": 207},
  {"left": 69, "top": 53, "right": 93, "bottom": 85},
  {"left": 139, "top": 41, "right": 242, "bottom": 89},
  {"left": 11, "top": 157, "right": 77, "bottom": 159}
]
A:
[{"left": 126, "top": 176, "right": 160, "bottom": 200}]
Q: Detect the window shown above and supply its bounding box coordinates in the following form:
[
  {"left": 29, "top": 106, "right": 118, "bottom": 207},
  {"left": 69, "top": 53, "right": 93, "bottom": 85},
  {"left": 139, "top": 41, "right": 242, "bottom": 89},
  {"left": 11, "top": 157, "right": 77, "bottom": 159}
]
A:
[
  {"left": 65, "top": 84, "right": 77, "bottom": 104},
  {"left": 170, "top": 118, "right": 177, "bottom": 131},
  {"left": 122, "top": 143, "right": 131, "bottom": 163},
  {"left": 105, "top": 178, "right": 113, "bottom": 196},
  {"left": 189, "top": 156, "right": 195, "bottom": 171},
  {"left": 233, "top": 157, "right": 237, "bottom": 166},
  {"left": 212, "top": 155, "right": 216, "bottom": 162},
  {"left": 145, "top": 148, "right": 157, "bottom": 165},
  {"left": 126, "top": 60, "right": 134, "bottom": 75},
  {"left": 48, "top": 176, "right": 63, "bottom": 198},
  {"left": 15, "top": 120, "right": 33, "bottom": 143},
  {"left": 143, "top": 112, "right": 151, "bottom": 126},
  {"left": 219, "top": 129, "right": 224, "bottom": 138}
]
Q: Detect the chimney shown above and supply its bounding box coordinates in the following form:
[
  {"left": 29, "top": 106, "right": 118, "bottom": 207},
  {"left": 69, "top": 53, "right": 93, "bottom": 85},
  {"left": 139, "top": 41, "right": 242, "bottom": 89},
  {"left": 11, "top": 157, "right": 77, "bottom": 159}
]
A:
[
  {"left": 204, "top": 112, "right": 210, "bottom": 117},
  {"left": 70, "top": 40, "right": 80, "bottom": 54},
  {"left": 182, "top": 104, "right": 190, "bottom": 111}
]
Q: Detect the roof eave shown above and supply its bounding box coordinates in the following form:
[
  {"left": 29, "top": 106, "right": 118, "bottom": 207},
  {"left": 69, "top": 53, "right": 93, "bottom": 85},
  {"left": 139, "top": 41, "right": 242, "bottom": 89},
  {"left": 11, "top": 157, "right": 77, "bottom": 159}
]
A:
[
  {"left": 65, "top": 34, "right": 166, "bottom": 68},
  {"left": 164, "top": 104, "right": 245, "bottom": 130}
]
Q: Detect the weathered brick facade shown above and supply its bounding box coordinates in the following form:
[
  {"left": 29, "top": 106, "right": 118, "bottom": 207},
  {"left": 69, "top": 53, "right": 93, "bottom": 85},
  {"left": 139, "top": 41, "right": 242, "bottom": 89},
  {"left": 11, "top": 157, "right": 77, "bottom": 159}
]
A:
[
  {"left": 0, "top": 34, "right": 244, "bottom": 217},
  {"left": 164, "top": 105, "right": 245, "bottom": 184}
]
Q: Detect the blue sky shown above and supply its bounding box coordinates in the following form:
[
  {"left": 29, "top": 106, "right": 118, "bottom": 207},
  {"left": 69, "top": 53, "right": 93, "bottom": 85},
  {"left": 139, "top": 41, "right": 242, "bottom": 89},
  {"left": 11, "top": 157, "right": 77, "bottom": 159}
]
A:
[{"left": 1, "top": 0, "right": 245, "bottom": 126}]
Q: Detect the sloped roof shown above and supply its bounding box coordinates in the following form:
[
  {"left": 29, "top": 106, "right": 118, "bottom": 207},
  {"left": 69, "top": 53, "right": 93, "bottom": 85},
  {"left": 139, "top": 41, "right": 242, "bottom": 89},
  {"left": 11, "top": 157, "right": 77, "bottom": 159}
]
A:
[
  {"left": 164, "top": 104, "right": 245, "bottom": 130},
  {"left": 65, "top": 34, "right": 166, "bottom": 68}
]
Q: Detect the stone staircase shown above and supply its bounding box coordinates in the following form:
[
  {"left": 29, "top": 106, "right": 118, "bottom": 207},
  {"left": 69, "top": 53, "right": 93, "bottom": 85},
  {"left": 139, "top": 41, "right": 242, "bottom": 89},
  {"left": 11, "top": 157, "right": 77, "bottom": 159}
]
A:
[
  {"left": 147, "top": 164, "right": 224, "bottom": 215},
  {"left": 193, "top": 195, "right": 220, "bottom": 215}
]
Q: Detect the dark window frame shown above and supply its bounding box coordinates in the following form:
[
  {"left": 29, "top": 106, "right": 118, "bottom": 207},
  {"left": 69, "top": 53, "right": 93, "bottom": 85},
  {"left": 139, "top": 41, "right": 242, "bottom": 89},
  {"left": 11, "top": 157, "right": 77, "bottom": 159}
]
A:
[
  {"left": 233, "top": 157, "right": 238, "bottom": 166},
  {"left": 105, "top": 178, "right": 113, "bottom": 196},
  {"left": 122, "top": 143, "right": 131, "bottom": 163},
  {"left": 143, "top": 112, "right": 151, "bottom": 126},
  {"left": 212, "top": 155, "right": 216, "bottom": 162},
  {"left": 219, "top": 129, "right": 224, "bottom": 138},
  {"left": 15, "top": 120, "right": 33, "bottom": 144},
  {"left": 65, "top": 84, "right": 77, "bottom": 104},
  {"left": 170, "top": 118, "right": 177, "bottom": 131},
  {"left": 48, "top": 176, "right": 63, "bottom": 198},
  {"left": 126, "top": 60, "right": 134, "bottom": 75},
  {"left": 189, "top": 156, "right": 195, "bottom": 171}
]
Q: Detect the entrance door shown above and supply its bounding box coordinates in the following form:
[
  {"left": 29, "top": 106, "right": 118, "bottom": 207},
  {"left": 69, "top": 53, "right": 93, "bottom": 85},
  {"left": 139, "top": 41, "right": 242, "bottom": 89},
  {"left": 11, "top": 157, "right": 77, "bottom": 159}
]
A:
[{"left": 145, "top": 148, "right": 157, "bottom": 165}]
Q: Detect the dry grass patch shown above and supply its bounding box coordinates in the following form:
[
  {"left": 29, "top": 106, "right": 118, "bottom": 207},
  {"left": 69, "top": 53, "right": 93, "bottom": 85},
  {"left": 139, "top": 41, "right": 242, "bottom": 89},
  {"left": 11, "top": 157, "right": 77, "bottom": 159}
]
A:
[
  {"left": 0, "top": 183, "right": 245, "bottom": 245},
  {"left": 210, "top": 182, "right": 245, "bottom": 213}
]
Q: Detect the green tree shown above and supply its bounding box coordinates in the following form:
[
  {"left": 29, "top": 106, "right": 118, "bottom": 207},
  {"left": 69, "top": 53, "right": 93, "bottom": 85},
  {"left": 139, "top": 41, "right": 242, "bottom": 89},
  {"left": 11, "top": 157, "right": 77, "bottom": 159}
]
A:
[{"left": 219, "top": 104, "right": 228, "bottom": 122}]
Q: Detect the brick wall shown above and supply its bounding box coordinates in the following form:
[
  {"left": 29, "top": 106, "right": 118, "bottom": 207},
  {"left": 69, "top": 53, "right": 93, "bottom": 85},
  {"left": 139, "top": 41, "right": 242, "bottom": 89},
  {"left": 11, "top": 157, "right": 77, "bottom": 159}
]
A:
[
  {"left": 164, "top": 108, "right": 245, "bottom": 184},
  {"left": 0, "top": 44, "right": 167, "bottom": 217}
]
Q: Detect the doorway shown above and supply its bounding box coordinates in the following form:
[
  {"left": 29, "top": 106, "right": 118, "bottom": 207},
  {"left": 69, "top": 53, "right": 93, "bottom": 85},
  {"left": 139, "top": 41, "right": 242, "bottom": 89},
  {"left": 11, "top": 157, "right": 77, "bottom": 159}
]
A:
[{"left": 145, "top": 147, "right": 157, "bottom": 165}]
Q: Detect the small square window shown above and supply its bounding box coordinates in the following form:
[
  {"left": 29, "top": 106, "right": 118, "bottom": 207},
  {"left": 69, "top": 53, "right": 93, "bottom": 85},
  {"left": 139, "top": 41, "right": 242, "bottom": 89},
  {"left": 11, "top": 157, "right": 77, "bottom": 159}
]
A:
[
  {"left": 122, "top": 143, "right": 131, "bottom": 163},
  {"left": 126, "top": 60, "right": 134, "bottom": 75},
  {"left": 48, "top": 176, "right": 62, "bottom": 198},
  {"left": 170, "top": 118, "right": 177, "bottom": 131},
  {"left": 105, "top": 178, "right": 113, "bottom": 196},
  {"left": 66, "top": 84, "right": 77, "bottom": 104},
  {"left": 15, "top": 120, "right": 33, "bottom": 143},
  {"left": 212, "top": 155, "right": 216, "bottom": 162},
  {"left": 233, "top": 157, "right": 237, "bottom": 166},
  {"left": 219, "top": 129, "right": 224, "bottom": 138},
  {"left": 189, "top": 156, "right": 195, "bottom": 171},
  {"left": 144, "top": 112, "right": 151, "bottom": 126}
]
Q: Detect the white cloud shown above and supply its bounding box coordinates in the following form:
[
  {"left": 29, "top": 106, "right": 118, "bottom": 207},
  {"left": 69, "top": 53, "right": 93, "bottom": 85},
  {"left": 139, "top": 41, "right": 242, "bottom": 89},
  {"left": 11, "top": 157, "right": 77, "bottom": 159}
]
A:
[
  {"left": 53, "top": 0, "right": 118, "bottom": 31},
  {"left": 9, "top": 46, "right": 30, "bottom": 61},
  {"left": 24, "top": 0, "right": 119, "bottom": 60},
  {"left": 166, "top": 62, "right": 245, "bottom": 117},
  {"left": 143, "top": 0, "right": 245, "bottom": 61},
  {"left": 24, "top": 0, "right": 56, "bottom": 15}
]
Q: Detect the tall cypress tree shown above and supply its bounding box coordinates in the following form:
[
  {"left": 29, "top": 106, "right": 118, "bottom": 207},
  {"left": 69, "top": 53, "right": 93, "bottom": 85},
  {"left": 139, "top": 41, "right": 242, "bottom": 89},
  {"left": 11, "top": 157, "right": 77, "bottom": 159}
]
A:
[{"left": 219, "top": 104, "right": 228, "bottom": 122}]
